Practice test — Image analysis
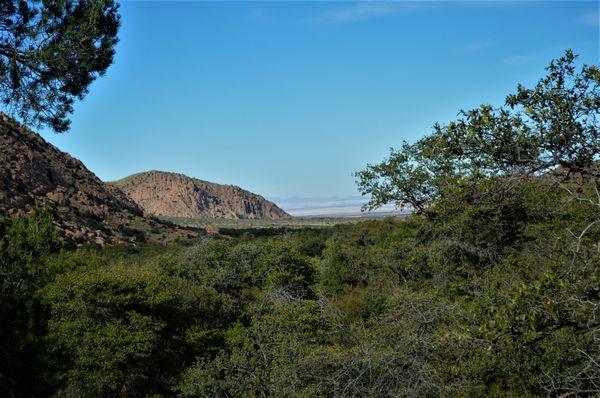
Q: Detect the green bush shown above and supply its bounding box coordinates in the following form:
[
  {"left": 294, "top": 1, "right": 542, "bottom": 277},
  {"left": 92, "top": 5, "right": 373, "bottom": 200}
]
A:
[
  {"left": 0, "top": 208, "right": 60, "bottom": 397},
  {"left": 43, "top": 261, "right": 234, "bottom": 396}
]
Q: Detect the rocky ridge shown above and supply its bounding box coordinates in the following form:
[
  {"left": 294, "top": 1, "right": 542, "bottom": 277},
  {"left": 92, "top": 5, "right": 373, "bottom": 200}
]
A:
[
  {"left": 0, "top": 114, "right": 195, "bottom": 246},
  {"left": 112, "top": 170, "right": 292, "bottom": 220}
]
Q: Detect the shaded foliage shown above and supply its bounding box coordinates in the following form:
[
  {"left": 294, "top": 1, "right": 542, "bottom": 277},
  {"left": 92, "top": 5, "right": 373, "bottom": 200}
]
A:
[{"left": 0, "top": 208, "right": 60, "bottom": 397}]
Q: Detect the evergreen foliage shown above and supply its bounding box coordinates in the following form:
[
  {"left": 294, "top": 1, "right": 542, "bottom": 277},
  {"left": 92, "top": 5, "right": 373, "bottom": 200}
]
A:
[{"left": 0, "top": 1, "right": 120, "bottom": 132}]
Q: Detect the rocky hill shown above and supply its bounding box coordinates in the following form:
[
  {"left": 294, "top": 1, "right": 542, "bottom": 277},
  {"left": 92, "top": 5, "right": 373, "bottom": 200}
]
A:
[
  {"left": 112, "top": 171, "right": 292, "bottom": 220},
  {"left": 0, "top": 114, "right": 195, "bottom": 246}
]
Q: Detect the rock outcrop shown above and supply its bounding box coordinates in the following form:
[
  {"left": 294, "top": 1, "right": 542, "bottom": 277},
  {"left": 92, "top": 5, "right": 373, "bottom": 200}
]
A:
[
  {"left": 0, "top": 114, "right": 195, "bottom": 246},
  {"left": 112, "top": 171, "right": 292, "bottom": 220}
]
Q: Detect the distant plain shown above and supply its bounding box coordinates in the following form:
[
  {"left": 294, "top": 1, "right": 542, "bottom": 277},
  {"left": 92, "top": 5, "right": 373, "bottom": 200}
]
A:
[{"left": 160, "top": 211, "right": 409, "bottom": 230}]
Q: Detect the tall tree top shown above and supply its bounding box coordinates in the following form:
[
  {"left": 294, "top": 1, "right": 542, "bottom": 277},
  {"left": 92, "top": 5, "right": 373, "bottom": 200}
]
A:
[{"left": 0, "top": 0, "right": 120, "bottom": 132}]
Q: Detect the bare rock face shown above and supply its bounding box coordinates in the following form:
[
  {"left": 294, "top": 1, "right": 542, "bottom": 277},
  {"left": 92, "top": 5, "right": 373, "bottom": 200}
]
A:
[
  {"left": 0, "top": 114, "right": 195, "bottom": 246},
  {"left": 112, "top": 171, "right": 292, "bottom": 220}
]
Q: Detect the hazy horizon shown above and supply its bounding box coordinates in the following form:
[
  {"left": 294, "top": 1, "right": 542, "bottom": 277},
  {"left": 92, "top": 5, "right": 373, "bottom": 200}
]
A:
[{"left": 35, "top": 1, "right": 598, "bottom": 199}]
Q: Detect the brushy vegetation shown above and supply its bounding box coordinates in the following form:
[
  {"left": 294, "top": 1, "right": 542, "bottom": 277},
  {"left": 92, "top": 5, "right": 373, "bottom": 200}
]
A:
[
  {"left": 0, "top": 182, "right": 598, "bottom": 397},
  {"left": 1, "top": 52, "right": 598, "bottom": 397}
]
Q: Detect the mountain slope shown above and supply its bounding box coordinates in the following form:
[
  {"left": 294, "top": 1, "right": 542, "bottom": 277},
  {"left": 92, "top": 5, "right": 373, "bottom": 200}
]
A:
[
  {"left": 112, "top": 170, "right": 292, "bottom": 220},
  {"left": 0, "top": 114, "right": 195, "bottom": 246}
]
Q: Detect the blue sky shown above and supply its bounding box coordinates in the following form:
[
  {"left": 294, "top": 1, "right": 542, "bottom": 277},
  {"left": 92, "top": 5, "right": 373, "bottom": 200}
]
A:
[{"left": 39, "top": 1, "right": 599, "bottom": 199}]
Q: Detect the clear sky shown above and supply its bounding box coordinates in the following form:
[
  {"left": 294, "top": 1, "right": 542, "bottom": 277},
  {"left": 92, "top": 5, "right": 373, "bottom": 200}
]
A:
[{"left": 38, "top": 1, "right": 599, "bottom": 199}]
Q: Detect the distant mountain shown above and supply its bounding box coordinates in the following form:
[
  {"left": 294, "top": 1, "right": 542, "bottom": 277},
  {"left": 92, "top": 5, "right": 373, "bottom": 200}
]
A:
[
  {"left": 111, "top": 171, "right": 291, "bottom": 220},
  {"left": 0, "top": 114, "right": 195, "bottom": 246}
]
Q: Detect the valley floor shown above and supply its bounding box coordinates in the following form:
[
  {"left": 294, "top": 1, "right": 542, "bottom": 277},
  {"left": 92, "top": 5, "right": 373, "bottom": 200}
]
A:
[{"left": 159, "top": 213, "right": 409, "bottom": 230}]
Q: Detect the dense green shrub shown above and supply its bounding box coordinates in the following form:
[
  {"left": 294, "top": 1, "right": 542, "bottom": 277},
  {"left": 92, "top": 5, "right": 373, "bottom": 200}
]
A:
[
  {"left": 43, "top": 261, "right": 235, "bottom": 397},
  {"left": 0, "top": 208, "right": 60, "bottom": 397}
]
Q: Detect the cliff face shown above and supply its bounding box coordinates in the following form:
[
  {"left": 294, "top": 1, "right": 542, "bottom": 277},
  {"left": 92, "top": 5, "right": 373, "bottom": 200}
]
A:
[
  {"left": 112, "top": 171, "right": 292, "bottom": 220},
  {"left": 0, "top": 114, "right": 194, "bottom": 246}
]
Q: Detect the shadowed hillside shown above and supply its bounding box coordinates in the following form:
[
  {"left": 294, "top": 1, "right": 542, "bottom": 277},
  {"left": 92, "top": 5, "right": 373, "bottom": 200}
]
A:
[{"left": 0, "top": 114, "right": 195, "bottom": 246}]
